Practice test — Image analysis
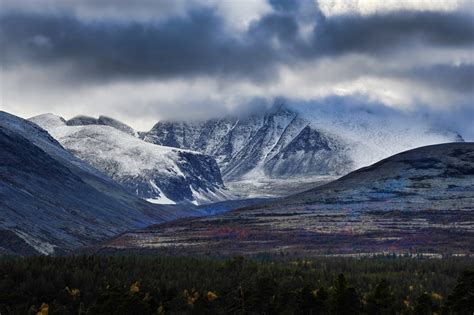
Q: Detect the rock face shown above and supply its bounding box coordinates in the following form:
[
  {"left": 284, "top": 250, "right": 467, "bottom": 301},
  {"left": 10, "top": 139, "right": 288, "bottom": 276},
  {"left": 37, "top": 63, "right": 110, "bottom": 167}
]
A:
[
  {"left": 66, "top": 115, "right": 138, "bottom": 137},
  {"left": 140, "top": 102, "right": 463, "bottom": 182},
  {"left": 30, "top": 114, "right": 229, "bottom": 205},
  {"left": 100, "top": 143, "right": 474, "bottom": 256},
  {"left": 0, "top": 111, "right": 181, "bottom": 256},
  {"left": 141, "top": 105, "right": 352, "bottom": 181}
]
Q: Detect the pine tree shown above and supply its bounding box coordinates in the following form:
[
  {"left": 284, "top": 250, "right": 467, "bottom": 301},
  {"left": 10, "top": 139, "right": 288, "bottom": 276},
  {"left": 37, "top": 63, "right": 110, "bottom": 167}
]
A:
[
  {"left": 445, "top": 270, "right": 474, "bottom": 315},
  {"left": 366, "top": 279, "right": 396, "bottom": 315},
  {"left": 331, "top": 274, "right": 361, "bottom": 315},
  {"left": 413, "top": 293, "right": 434, "bottom": 315}
]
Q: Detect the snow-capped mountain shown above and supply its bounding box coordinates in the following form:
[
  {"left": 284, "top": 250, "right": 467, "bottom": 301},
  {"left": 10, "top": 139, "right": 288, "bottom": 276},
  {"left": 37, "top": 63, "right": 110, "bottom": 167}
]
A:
[
  {"left": 140, "top": 101, "right": 463, "bottom": 185},
  {"left": 0, "top": 111, "right": 184, "bottom": 256},
  {"left": 141, "top": 104, "right": 353, "bottom": 182},
  {"left": 30, "top": 114, "right": 229, "bottom": 205}
]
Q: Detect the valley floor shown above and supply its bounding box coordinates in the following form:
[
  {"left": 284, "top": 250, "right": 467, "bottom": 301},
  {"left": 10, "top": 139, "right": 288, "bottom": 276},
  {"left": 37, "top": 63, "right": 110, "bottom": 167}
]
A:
[
  {"left": 226, "top": 175, "right": 336, "bottom": 199},
  {"left": 99, "top": 208, "right": 474, "bottom": 257}
]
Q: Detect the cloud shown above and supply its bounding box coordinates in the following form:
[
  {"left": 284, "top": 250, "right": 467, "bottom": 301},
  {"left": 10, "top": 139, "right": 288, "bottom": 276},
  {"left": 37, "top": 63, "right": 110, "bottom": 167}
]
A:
[
  {"left": 0, "top": 0, "right": 473, "bottom": 139},
  {"left": 2, "top": 1, "right": 473, "bottom": 82},
  {"left": 0, "top": 11, "right": 280, "bottom": 83},
  {"left": 318, "top": 0, "right": 471, "bottom": 16},
  {"left": 405, "top": 64, "right": 474, "bottom": 92},
  {"left": 307, "top": 11, "right": 474, "bottom": 57},
  {"left": 0, "top": 0, "right": 272, "bottom": 31},
  {"left": 0, "top": 0, "right": 201, "bottom": 23}
]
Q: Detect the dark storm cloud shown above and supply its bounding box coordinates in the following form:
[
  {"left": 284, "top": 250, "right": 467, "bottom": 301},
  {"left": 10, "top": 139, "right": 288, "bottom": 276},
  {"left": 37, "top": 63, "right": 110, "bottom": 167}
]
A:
[
  {"left": 268, "top": 0, "right": 300, "bottom": 13},
  {"left": 249, "top": 13, "right": 299, "bottom": 43},
  {"left": 307, "top": 10, "right": 474, "bottom": 57},
  {"left": 1, "top": 1, "right": 473, "bottom": 84},
  {"left": 405, "top": 64, "right": 474, "bottom": 92},
  {"left": 0, "top": 10, "right": 279, "bottom": 82}
]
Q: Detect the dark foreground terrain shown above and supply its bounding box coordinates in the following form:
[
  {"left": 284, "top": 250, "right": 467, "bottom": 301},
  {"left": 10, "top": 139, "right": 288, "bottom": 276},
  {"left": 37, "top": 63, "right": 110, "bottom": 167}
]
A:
[{"left": 0, "top": 255, "right": 472, "bottom": 314}]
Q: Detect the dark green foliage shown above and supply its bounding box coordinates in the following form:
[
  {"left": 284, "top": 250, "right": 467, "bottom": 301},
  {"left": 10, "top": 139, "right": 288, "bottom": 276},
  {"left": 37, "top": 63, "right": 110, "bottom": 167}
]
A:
[
  {"left": 331, "top": 274, "right": 361, "bottom": 315},
  {"left": 444, "top": 270, "right": 474, "bottom": 315},
  {"left": 366, "top": 280, "right": 396, "bottom": 315},
  {"left": 413, "top": 293, "right": 435, "bottom": 315},
  {"left": 0, "top": 255, "right": 471, "bottom": 314},
  {"left": 297, "top": 285, "right": 329, "bottom": 314}
]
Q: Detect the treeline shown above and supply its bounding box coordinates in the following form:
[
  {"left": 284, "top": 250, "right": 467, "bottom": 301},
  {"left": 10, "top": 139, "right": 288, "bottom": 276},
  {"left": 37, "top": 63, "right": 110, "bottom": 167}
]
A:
[{"left": 0, "top": 255, "right": 472, "bottom": 314}]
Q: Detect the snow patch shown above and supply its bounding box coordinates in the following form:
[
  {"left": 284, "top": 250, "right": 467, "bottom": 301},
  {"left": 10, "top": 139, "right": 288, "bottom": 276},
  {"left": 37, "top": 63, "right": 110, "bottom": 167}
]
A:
[
  {"left": 13, "top": 229, "right": 56, "bottom": 255},
  {"left": 147, "top": 180, "right": 176, "bottom": 205}
]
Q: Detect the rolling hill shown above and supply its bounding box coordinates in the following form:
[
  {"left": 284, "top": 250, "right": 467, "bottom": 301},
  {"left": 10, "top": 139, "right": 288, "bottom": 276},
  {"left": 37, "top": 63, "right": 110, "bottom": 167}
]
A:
[{"left": 99, "top": 143, "right": 474, "bottom": 256}]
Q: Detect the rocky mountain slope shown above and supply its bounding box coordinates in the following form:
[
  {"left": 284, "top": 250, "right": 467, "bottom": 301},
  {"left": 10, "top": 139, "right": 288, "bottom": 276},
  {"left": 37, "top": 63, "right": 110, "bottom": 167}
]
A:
[
  {"left": 0, "top": 111, "right": 189, "bottom": 256},
  {"left": 100, "top": 143, "right": 474, "bottom": 256},
  {"left": 30, "top": 114, "right": 230, "bottom": 205},
  {"left": 291, "top": 142, "right": 474, "bottom": 208},
  {"left": 140, "top": 102, "right": 463, "bottom": 185},
  {"left": 141, "top": 104, "right": 352, "bottom": 181}
]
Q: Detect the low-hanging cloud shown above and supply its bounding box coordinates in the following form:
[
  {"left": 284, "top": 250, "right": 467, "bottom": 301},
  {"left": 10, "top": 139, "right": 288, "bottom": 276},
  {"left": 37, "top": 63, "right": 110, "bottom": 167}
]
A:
[{"left": 0, "top": 0, "right": 473, "bottom": 139}]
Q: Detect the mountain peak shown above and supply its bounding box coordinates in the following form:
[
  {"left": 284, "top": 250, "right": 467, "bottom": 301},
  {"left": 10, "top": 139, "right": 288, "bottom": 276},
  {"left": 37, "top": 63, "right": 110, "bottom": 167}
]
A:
[
  {"left": 30, "top": 114, "right": 230, "bottom": 205},
  {"left": 141, "top": 102, "right": 463, "bottom": 182},
  {"left": 29, "top": 113, "right": 66, "bottom": 129},
  {"left": 65, "top": 115, "right": 137, "bottom": 136},
  {"left": 66, "top": 115, "right": 97, "bottom": 126}
]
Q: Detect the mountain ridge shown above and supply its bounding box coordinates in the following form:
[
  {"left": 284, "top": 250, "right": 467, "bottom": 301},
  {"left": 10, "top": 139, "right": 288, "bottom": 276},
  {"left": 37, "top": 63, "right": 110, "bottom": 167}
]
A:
[
  {"left": 30, "top": 114, "right": 230, "bottom": 205},
  {"left": 0, "top": 111, "right": 188, "bottom": 256},
  {"left": 98, "top": 142, "right": 474, "bottom": 256},
  {"left": 139, "top": 102, "right": 463, "bottom": 187}
]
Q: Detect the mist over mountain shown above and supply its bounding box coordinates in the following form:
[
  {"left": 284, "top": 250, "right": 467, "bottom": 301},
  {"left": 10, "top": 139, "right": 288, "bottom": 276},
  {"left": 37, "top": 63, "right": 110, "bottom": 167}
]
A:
[{"left": 140, "top": 100, "right": 463, "bottom": 187}]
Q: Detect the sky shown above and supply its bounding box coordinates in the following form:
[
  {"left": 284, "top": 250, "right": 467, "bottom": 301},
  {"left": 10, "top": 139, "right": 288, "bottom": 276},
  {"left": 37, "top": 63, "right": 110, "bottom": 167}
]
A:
[{"left": 0, "top": 0, "right": 473, "bottom": 139}]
